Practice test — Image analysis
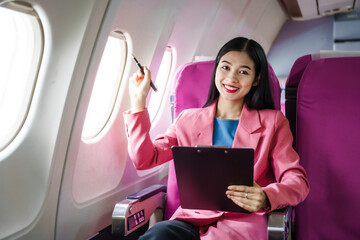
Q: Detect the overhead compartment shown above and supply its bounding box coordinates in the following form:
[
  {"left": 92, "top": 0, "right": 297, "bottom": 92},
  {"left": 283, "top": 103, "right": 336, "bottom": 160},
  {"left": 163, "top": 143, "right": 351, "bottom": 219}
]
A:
[
  {"left": 280, "top": 0, "right": 360, "bottom": 20},
  {"left": 333, "top": 9, "right": 360, "bottom": 50}
]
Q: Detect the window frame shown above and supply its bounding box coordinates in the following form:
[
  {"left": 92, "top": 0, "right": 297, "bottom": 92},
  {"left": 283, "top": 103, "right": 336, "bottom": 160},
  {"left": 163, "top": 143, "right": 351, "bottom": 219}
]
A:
[
  {"left": 81, "top": 31, "right": 128, "bottom": 141},
  {"left": 0, "top": 2, "right": 44, "bottom": 152},
  {"left": 147, "top": 46, "right": 174, "bottom": 125}
]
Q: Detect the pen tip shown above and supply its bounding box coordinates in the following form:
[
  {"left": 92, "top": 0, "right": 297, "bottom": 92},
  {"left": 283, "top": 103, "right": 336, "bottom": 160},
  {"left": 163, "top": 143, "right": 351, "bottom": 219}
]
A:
[{"left": 131, "top": 53, "right": 135, "bottom": 58}]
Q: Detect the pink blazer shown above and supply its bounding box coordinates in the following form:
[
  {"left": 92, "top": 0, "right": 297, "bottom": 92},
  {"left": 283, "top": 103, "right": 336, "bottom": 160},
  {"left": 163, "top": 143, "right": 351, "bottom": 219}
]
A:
[{"left": 124, "top": 102, "right": 309, "bottom": 239}]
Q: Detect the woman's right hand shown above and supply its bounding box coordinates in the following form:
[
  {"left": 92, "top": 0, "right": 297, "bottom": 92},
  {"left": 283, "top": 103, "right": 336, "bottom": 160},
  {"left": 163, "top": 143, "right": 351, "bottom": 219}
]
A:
[{"left": 129, "top": 66, "right": 151, "bottom": 113}]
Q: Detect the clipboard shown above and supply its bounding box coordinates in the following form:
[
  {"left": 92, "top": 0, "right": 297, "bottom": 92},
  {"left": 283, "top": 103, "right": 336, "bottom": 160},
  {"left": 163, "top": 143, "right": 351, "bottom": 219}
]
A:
[{"left": 171, "top": 146, "right": 254, "bottom": 213}]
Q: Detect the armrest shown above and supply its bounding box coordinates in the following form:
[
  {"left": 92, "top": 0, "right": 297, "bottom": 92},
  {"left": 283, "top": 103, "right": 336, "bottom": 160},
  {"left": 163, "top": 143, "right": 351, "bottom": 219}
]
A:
[
  {"left": 267, "top": 206, "right": 293, "bottom": 240},
  {"left": 112, "top": 184, "right": 167, "bottom": 237}
]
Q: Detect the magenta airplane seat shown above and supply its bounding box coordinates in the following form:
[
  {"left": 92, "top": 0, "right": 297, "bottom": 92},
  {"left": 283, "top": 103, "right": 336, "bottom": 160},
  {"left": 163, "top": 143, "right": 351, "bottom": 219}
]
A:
[
  {"left": 285, "top": 55, "right": 360, "bottom": 239},
  {"left": 165, "top": 60, "right": 281, "bottom": 219}
]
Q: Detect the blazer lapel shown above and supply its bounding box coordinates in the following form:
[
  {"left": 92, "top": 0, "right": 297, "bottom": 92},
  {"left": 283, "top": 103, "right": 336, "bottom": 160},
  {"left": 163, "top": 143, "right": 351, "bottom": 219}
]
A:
[
  {"left": 233, "top": 104, "right": 262, "bottom": 151},
  {"left": 190, "top": 102, "right": 262, "bottom": 150},
  {"left": 190, "top": 102, "right": 216, "bottom": 146}
]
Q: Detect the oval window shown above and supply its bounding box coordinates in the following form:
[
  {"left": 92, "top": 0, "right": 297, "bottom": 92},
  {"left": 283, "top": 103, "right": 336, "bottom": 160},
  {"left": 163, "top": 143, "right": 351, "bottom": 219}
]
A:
[
  {"left": 148, "top": 46, "right": 174, "bottom": 123},
  {"left": 82, "top": 31, "right": 127, "bottom": 140},
  {"left": 0, "top": 2, "right": 43, "bottom": 151}
]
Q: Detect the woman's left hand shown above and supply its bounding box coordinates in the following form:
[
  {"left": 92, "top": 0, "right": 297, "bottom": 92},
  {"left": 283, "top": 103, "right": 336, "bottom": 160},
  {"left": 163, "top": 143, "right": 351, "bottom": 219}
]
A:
[{"left": 226, "top": 182, "right": 270, "bottom": 212}]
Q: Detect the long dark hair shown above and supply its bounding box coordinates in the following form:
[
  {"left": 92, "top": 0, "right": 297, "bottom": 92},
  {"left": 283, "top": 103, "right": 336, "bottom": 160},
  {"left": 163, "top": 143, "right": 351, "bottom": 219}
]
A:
[{"left": 203, "top": 37, "right": 274, "bottom": 110}]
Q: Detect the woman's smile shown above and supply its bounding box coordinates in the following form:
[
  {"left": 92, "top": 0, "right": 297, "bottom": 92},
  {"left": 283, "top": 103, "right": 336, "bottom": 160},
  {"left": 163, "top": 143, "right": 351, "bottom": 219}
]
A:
[{"left": 223, "top": 84, "right": 239, "bottom": 93}]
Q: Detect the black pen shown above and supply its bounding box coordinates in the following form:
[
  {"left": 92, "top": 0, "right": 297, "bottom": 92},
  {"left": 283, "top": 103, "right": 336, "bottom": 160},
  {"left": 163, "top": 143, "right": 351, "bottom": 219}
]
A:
[{"left": 131, "top": 53, "right": 157, "bottom": 92}]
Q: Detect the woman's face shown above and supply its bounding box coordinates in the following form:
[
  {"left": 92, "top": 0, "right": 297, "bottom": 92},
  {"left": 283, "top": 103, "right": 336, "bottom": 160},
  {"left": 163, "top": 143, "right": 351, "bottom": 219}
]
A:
[{"left": 215, "top": 50, "right": 258, "bottom": 104}]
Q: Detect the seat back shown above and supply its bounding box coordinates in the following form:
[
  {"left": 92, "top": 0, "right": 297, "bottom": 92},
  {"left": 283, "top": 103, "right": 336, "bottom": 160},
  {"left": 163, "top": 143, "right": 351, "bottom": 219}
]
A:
[
  {"left": 165, "top": 60, "right": 281, "bottom": 219},
  {"left": 285, "top": 53, "right": 360, "bottom": 239}
]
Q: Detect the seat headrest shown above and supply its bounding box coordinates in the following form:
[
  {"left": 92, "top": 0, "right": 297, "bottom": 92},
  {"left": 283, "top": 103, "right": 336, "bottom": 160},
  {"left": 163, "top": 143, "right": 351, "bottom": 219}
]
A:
[
  {"left": 312, "top": 50, "right": 360, "bottom": 60},
  {"left": 287, "top": 51, "right": 360, "bottom": 88},
  {"left": 173, "top": 61, "right": 214, "bottom": 118}
]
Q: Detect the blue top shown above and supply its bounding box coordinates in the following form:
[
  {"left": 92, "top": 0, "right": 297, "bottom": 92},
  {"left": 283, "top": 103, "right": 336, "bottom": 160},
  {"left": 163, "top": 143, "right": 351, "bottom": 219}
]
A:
[{"left": 212, "top": 117, "right": 239, "bottom": 148}]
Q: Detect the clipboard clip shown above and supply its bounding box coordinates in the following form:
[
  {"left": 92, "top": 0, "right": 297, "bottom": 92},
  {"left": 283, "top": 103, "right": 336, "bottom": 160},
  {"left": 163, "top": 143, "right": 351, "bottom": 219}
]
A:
[
  {"left": 194, "top": 145, "right": 230, "bottom": 153},
  {"left": 195, "top": 145, "right": 230, "bottom": 148}
]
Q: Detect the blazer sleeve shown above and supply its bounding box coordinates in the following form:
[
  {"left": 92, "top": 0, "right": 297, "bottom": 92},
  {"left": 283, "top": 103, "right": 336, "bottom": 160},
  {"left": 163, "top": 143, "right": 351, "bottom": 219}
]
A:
[
  {"left": 123, "top": 109, "right": 181, "bottom": 170},
  {"left": 262, "top": 111, "right": 310, "bottom": 211}
]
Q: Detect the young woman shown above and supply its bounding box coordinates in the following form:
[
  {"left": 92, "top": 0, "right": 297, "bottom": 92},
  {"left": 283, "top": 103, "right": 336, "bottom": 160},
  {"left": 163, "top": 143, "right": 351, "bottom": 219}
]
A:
[{"left": 124, "top": 37, "right": 309, "bottom": 240}]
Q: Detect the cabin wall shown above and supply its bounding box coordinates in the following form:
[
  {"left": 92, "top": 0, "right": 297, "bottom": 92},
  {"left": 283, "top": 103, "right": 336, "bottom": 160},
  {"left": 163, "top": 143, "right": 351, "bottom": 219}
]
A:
[
  {"left": 56, "top": 1, "right": 183, "bottom": 239},
  {"left": 268, "top": 9, "right": 360, "bottom": 82},
  {"left": 0, "top": 0, "right": 108, "bottom": 239},
  {"left": 267, "top": 16, "right": 334, "bottom": 80}
]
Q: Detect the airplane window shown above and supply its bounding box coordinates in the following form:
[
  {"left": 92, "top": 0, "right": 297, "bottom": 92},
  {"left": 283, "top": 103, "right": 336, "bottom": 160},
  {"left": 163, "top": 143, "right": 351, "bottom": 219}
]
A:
[
  {"left": 82, "top": 31, "right": 127, "bottom": 140},
  {"left": 148, "top": 46, "right": 174, "bottom": 123},
  {"left": 0, "top": 3, "right": 43, "bottom": 151}
]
